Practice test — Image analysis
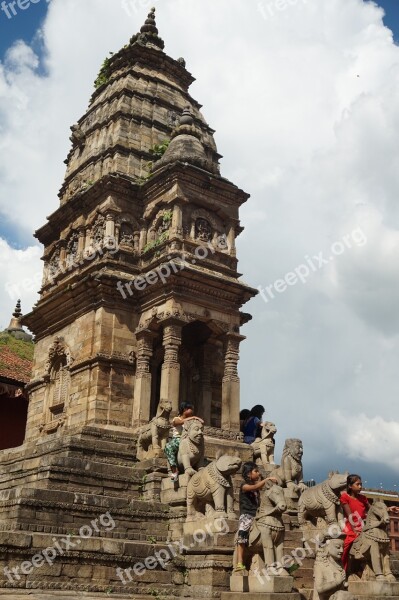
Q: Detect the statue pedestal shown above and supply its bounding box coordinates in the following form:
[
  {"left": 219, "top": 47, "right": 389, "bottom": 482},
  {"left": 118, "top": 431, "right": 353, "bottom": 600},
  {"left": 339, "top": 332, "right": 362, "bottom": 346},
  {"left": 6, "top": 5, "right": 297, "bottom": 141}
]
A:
[
  {"left": 230, "top": 574, "right": 294, "bottom": 593},
  {"left": 183, "top": 517, "right": 237, "bottom": 550},
  {"left": 348, "top": 580, "right": 399, "bottom": 598}
]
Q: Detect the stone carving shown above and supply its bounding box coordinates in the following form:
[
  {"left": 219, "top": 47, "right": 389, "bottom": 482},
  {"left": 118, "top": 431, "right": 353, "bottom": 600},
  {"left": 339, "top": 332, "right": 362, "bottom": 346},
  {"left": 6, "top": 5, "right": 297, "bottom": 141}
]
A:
[
  {"left": 195, "top": 217, "right": 212, "bottom": 242},
  {"left": 92, "top": 214, "right": 105, "bottom": 246},
  {"left": 66, "top": 232, "right": 79, "bottom": 265},
  {"left": 119, "top": 222, "right": 134, "bottom": 245},
  {"left": 350, "top": 500, "right": 395, "bottom": 582},
  {"left": 69, "top": 124, "right": 86, "bottom": 148},
  {"left": 177, "top": 417, "right": 205, "bottom": 476},
  {"left": 271, "top": 438, "right": 307, "bottom": 512},
  {"left": 251, "top": 421, "right": 277, "bottom": 467},
  {"left": 298, "top": 472, "right": 347, "bottom": 529},
  {"left": 136, "top": 398, "right": 172, "bottom": 460},
  {"left": 45, "top": 337, "right": 73, "bottom": 375},
  {"left": 186, "top": 455, "right": 241, "bottom": 521},
  {"left": 313, "top": 536, "right": 352, "bottom": 600},
  {"left": 245, "top": 483, "right": 288, "bottom": 576}
]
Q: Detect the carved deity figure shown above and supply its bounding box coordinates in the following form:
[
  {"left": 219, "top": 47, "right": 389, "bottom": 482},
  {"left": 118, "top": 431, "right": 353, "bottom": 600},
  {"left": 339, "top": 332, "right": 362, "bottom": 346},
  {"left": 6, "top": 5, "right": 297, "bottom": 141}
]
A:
[
  {"left": 177, "top": 417, "right": 205, "bottom": 477},
  {"left": 251, "top": 421, "right": 277, "bottom": 468},
  {"left": 195, "top": 217, "right": 212, "bottom": 242},
  {"left": 186, "top": 455, "right": 241, "bottom": 521},
  {"left": 136, "top": 398, "right": 172, "bottom": 460},
  {"left": 271, "top": 438, "right": 307, "bottom": 512},
  {"left": 313, "top": 537, "right": 353, "bottom": 600},
  {"left": 298, "top": 472, "right": 347, "bottom": 530},
  {"left": 350, "top": 500, "right": 395, "bottom": 582}
]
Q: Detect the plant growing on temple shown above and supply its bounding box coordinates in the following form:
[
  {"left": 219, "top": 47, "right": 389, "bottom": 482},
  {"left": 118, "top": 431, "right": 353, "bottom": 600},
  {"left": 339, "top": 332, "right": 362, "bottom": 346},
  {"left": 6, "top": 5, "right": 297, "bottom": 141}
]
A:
[{"left": 94, "top": 53, "right": 113, "bottom": 89}]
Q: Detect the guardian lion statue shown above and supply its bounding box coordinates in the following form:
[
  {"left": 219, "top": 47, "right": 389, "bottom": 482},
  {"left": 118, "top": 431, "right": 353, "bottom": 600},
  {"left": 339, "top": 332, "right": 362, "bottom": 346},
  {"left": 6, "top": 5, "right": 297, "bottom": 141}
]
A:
[
  {"left": 271, "top": 438, "right": 307, "bottom": 511},
  {"left": 186, "top": 454, "right": 241, "bottom": 521},
  {"left": 251, "top": 422, "right": 277, "bottom": 468},
  {"left": 177, "top": 417, "right": 205, "bottom": 477},
  {"left": 350, "top": 500, "right": 395, "bottom": 582},
  {"left": 298, "top": 472, "right": 347, "bottom": 529},
  {"left": 136, "top": 398, "right": 172, "bottom": 460}
]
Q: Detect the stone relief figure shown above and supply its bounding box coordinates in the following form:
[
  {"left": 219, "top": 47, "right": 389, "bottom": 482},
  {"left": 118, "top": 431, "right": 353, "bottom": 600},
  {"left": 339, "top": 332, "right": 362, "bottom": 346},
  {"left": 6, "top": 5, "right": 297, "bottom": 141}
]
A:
[
  {"left": 349, "top": 500, "right": 395, "bottom": 582},
  {"left": 177, "top": 417, "right": 205, "bottom": 477},
  {"left": 234, "top": 483, "right": 288, "bottom": 576},
  {"left": 313, "top": 536, "right": 353, "bottom": 600},
  {"left": 66, "top": 232, "right": 79, "bottom": 266},
  {"left": 119, "top": 222, "right": 134, "bottom": 245},
  {"left": 195, "top": 217, "right": 212, "bottom": 242},
  {"left": 298, "top": 472, "right": 347, "bottom": 530},
  {"left": 271, "top": 438, "right": 307, "bottom": 512},
  {"left": 136, "top": 398, "right": 172, "bottom": 460},
  {"left": 186, "top": 455, "right": 242, "bottom": 521},
  {"left": 251, "top": 422, "right": 277, "bottom": 468},
  {"left": 92, "top": 214, "right": 105, "bottom": 246}
]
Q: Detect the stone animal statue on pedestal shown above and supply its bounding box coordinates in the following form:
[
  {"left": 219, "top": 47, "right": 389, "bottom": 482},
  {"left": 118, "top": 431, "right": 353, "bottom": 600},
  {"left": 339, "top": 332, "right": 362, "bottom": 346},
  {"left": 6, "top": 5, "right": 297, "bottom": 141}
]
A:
[
  {"left": 234, "top": 483, "right": 288, "bottom": 576},
  {"left": 251, "top": 422, "right": 277, "bottom": 467},
  {"left": 177, "top": 417, "right": 205, "bottom": 477},
  {"left": 298, "top": 472, "right": 347, "bottom": 529},
  {"left": 313, "top": 536, "right": 353, "bottom": 600},
  {"left": 136, "top": 398, "right": 172, "bottom": 460},
  {"left": 186, "top": 455, "right": 241, "bottom": 521},
  {"left": 271, "top": 438, "right": 307, "bottom": 512},
  {"left": 350, "top": 500, "right": 395, "bottom": 582}
]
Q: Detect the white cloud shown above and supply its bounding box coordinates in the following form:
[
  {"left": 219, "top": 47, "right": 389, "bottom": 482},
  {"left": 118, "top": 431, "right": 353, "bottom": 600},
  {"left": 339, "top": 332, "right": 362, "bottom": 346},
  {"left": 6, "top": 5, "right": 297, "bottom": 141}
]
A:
[
  {"left": 0, "top": 238, "right": 41, "bottom": 330},
  {"left": 332, "top": 411, "right": 399, "bottom": 471},
  {"left": 1, "top": 0, "right": 399, "bottom": 482}
]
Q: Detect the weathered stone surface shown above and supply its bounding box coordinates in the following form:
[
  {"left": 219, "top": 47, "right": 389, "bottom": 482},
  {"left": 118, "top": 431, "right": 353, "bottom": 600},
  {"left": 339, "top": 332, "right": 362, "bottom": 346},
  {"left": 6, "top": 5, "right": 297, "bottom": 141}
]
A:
[{"left": 230, "top": 575, "right": 294, "bottom": 593}]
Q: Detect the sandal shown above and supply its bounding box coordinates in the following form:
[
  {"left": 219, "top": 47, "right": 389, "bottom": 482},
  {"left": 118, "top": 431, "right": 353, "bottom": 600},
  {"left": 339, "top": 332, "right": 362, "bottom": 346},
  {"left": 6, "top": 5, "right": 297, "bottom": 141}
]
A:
[{"left": 233, "top": 563, "right": 246, "bottom": 572}]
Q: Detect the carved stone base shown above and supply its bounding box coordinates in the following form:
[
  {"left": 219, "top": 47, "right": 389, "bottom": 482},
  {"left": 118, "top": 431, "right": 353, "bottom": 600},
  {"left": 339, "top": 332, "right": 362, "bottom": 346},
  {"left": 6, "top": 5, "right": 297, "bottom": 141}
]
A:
[
  {"left": 348, "top": 580, "right": 399, "bottom": 597},
  {"left": 222, "top": 592, "right": 301, "bottom": 600},
  {"left": 183, "top": 517, "right": 237, "bottom": 550},
  {"left": 230, "top": 574, "right": 295, "bottom": 593}
]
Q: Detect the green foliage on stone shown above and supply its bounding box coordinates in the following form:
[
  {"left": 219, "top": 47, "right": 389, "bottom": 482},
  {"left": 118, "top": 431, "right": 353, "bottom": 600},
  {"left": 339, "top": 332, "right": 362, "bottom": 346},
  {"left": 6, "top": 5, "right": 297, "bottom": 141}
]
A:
[
  {"left": 94, "top": 53, "right": 113, "bottom": 89},
  {"left": 0, "top": 333, "right": 34, "bottom": 362},
  {"left": 142, "top": 230, "right": 169, "bottom": 254},
  {"left": 149, "top": 139, "right": 170, "bottom": 160}
]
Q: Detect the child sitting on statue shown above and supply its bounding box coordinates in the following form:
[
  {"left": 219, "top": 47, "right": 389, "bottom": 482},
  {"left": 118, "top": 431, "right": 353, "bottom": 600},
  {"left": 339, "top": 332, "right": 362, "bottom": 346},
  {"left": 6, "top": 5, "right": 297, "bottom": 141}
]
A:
[{"left": 164, "top": 402, "right": 203, "bottom": 482}]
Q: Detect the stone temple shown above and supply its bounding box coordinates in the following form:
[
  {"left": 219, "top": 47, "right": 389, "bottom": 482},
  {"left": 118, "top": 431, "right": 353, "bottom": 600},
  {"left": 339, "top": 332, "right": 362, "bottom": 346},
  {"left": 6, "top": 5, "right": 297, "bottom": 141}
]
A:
[
  {"left": 0, "top": 7, "right": 257, "bottom": 598},
  {"left": 1, "top": 8, "right": 398, "bottom": 600}
]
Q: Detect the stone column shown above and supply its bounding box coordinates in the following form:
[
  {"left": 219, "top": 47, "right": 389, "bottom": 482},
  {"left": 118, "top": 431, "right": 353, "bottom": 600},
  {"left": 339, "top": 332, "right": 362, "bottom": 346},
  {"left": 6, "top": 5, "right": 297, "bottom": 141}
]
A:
[
  {"left": 227, "top": 223, "right": 236, "bottom": 256},
  {"left": 201, "top": 343, "right": 213, "bottom": 426},
  {"left": 221, "top": 333, "right": 245, "bottom": 431},
  {"left": 171, "top": 203, "right": 183, "bottom": 236},
  {"left": 132, "top": 329, "right": 155, "bottom": 427},
  {"left": 160, "top": 322, "right": 182, "bottom": 415}
]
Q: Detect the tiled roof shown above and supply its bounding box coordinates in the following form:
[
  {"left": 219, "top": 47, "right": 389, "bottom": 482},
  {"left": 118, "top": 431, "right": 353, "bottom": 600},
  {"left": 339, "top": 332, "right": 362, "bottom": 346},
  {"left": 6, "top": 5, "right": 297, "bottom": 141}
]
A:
[{"left": 0, "top": 334, "right": 33, "bottom": 385}]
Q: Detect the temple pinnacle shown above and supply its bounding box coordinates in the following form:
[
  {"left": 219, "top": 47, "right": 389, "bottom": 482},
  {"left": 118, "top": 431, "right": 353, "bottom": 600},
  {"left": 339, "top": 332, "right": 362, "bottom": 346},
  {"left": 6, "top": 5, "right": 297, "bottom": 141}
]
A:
[
  {"left": 13, "top": 299, "right": 22, "bottom": 319},
  {"left": 140, "top": 7, "right": 159, "bottom": 37}
]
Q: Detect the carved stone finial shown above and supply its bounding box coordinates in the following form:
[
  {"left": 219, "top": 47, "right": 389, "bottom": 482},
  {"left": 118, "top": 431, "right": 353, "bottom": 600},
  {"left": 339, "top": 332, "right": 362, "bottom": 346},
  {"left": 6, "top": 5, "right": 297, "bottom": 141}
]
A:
[
  {"left": 140, "top": 7, "right": 158, "bottom": 36},
  {"left": 180, "top": 106, "right": 194, "bottom": 126},
  {"left": 130, "top": 7, "right": 165, "bottom": 50}
]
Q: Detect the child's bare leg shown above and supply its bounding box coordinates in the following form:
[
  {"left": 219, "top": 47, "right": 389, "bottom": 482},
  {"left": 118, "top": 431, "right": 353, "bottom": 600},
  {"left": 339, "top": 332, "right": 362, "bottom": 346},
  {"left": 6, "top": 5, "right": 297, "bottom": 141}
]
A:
[{"left": 236, "top": 543, "right": 245, "bottom": 566}]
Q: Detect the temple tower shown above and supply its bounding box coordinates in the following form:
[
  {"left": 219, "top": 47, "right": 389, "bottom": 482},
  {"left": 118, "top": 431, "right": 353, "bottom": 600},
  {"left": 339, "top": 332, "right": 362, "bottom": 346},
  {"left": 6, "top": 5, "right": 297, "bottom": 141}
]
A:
[{"left": 24, "top": 8, "right": 256, "bottom": 441}]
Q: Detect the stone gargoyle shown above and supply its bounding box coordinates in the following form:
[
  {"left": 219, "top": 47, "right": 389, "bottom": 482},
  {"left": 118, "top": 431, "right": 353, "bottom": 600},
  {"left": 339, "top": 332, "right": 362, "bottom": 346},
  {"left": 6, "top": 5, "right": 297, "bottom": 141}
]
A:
[
  {"left": 298, "top": 472, "right": 347, "bottom": 530},
  {"left": 177, "top": 417, "right": 205, "bottom": 477},
  {"left": 136, "top": 398, "right": 172, "bottom": 460},
  {"left": 350, "top": 500, "right": 395, "bottom": 582},
  {"left": 186, "top": 454, "right": 242, "bottom": 521},
  {"left": 251, "top": 421, "right": 277, "bottom": 468}
]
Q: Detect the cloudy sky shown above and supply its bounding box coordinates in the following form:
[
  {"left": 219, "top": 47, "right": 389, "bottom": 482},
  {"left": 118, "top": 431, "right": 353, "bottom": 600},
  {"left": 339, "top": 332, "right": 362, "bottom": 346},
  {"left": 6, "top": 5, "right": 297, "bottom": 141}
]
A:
[{"left": 1, "top": 0, "right": 399, "bottom": 488}]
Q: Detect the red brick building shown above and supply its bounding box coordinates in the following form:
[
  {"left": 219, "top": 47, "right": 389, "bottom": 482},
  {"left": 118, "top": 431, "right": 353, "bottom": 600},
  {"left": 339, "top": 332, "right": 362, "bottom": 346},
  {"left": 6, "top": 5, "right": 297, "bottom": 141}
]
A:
[{"left": 0, "top": 301, "right": 33, "bottom": 450}]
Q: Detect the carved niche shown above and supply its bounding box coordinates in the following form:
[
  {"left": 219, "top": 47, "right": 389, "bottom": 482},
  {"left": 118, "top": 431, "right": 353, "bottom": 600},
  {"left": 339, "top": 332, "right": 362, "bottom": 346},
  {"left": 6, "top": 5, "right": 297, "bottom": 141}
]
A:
[
  {"left": 41, "top": 338, "right": 74, "bottom": 434},
  {"left": 66, "top": 232, "right": 79, "bottom": 267},
  {"left": 92, "top": 214, "right": 106, "bottom": 247},
  {"left": 195, "top": 217, "right": 212, "bottom": 242}
]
